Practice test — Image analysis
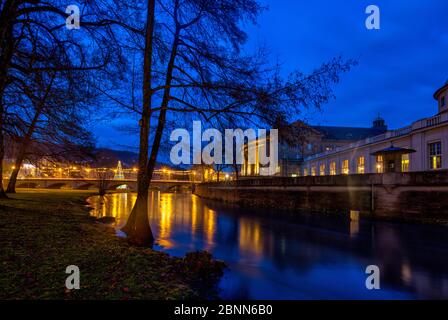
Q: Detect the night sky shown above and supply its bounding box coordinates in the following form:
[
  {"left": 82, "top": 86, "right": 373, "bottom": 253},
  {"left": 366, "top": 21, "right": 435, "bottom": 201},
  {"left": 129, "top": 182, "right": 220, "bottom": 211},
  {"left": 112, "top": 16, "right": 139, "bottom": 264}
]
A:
[{"left": 93, "top": 0, "right": 448, "bottom": 151}]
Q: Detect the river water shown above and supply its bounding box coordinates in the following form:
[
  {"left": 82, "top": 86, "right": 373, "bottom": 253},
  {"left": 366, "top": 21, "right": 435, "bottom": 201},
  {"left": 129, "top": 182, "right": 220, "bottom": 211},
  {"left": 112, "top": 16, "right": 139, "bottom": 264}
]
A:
[{"left": 87, "top": 191, "right": 448, "bottom": 299}]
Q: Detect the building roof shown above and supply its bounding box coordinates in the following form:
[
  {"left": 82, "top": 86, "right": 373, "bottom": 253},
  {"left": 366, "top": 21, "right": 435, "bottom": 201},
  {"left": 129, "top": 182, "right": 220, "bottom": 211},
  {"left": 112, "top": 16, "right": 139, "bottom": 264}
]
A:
[
  {"left": 311, "top": 125, "right": 387, "bottom": 141},
  {"left": 434, "top": 82, "right": 448, "bottom": 100},
  {"left": 370, "top": 145, "right": 416, "bottom": 156}
]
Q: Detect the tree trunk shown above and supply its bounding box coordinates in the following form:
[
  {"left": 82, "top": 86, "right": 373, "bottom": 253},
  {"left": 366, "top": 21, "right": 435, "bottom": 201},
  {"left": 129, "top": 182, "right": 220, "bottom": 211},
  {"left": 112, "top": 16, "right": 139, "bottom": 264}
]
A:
[
  {"left": 121, "top": 0, "right": 156, "bottom": 245},
  {"left": 6, "top": 74, "right": 53, "bottom": 193},
  {"left": 145, "top": 27, "right": 180, "bottom": 187},
  {"left": 122, "top": 187, "right": 153, "bottom": 245},
  {"left": 122, "top": 19, "right": 180, "bottom": 245},
  {"left": 0, "top": 103, "right": 7, "bottom": 199},
  {"left": 6, "top": 130, "right": 34, "bottom": 193},
  {"left": 6, "top": 156, "right": 23, "bottom": 194},
  {"left": 0, "top": 3, "right": 16, "bottom": 199}
]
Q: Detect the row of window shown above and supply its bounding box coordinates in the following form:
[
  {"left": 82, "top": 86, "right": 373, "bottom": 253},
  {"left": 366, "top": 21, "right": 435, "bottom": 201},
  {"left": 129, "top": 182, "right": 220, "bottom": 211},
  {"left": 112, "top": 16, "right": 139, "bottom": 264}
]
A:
[
  {"left": 302, "top": 142, "right": 442, "bottom": 176},
  {"left": 304, "top": 156, "right": 371, "bottom": 176}
]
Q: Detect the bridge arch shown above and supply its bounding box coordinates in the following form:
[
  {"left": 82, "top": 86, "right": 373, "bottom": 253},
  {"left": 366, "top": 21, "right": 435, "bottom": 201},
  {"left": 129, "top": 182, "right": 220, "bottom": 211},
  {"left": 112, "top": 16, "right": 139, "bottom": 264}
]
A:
[
  {"left": 47, "top": 182, "right": 69, "bottom": 189},
  {"left": 166, "top": 184, "right": 192, "bottom": 192},
  {"left": 75, "top": 183, "right": 96, "bottom": 190},
  {"left": 16, "top": 182, "right": 39, "bottom": 189}
]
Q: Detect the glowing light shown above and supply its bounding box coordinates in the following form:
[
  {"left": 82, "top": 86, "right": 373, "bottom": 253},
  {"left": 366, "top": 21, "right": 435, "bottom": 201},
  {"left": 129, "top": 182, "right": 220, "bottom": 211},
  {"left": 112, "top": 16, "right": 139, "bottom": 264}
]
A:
[
  {"left": 159, "top": 193, "right": 173, "bottom": 244},
  {"left": 238, "top": 218, "right": 263, "bottom": 258},
  {"left": 205, "top": 209, "right": 216, "bottom": 247},
  {"left": 133, "top": 167, "right": 138, "bottom": 172},
  {"left": 12, "top": 166, "right": 15, "bottom": 170}
]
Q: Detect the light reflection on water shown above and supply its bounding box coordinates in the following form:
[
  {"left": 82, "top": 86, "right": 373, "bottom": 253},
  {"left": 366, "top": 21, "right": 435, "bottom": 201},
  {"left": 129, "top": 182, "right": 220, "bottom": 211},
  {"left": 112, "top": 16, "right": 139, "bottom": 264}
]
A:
[{"left": 87, "top": 192, "right": 448, "bottom": 300}]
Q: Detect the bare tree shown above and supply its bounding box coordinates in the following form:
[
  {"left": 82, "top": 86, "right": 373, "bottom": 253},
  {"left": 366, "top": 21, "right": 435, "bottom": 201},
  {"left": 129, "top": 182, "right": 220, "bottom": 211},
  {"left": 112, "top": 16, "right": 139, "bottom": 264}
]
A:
[
  {"left": 4, "top": 17, "right": 100, "bottom": 193},
  {"left": 5, "top": 69, "right": 96, "bottom": 193},
  {"left": 120, "top": 0, "right": 157, "bottom": 244},
  {"left": 0, "top": 0, "right": 140, "bottom": 197},
  {"left": 118, "top": 0, "right": 355, "bottom": 244}
]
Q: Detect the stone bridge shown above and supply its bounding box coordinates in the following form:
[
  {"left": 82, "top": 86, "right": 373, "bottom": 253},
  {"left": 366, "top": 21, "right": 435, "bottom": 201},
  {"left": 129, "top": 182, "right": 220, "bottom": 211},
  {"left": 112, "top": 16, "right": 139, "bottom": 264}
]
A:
[{"left": 7, "top": 178, "right": 193, "bottom": 192}]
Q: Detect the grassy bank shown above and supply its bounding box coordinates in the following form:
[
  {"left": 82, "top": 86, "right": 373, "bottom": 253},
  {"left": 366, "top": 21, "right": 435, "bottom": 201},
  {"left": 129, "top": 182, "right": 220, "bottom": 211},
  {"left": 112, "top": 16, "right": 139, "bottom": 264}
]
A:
[{"left": 0, "top": 191, "right": 223, "bottom": 300}]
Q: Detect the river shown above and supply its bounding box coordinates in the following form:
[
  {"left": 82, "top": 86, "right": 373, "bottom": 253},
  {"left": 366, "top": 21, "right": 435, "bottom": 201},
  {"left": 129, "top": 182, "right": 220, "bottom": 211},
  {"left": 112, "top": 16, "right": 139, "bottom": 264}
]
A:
[{"left": 87, "top": 191, "right": 448, "bottom": 299}]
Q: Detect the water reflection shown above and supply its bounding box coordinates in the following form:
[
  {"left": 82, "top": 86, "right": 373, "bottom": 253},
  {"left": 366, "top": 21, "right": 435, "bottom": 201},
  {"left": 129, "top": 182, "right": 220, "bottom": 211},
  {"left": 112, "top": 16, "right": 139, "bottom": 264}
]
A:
[
  {"left": 239, "top": 217, "right": 263, "bottom": 260},
  {"left": 87, "top": 192, "right": 448, "bottom": 300}
]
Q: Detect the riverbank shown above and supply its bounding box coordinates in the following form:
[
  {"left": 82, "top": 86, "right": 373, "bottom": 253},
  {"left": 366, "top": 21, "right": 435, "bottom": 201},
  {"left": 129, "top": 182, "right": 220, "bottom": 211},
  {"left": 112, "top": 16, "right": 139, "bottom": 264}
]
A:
[
  {"left": 194, "top": 171, "right": 448, "bottom": 225},
  {"left": 0, "top": 191, "right": 224, "bottom": 299}
]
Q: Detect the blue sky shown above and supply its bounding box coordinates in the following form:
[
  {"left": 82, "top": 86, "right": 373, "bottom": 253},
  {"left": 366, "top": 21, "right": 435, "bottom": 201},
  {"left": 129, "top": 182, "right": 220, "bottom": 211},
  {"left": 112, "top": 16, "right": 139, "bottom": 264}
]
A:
[{"left": 93, "top": 0, "right": 448, "bottom": 150}]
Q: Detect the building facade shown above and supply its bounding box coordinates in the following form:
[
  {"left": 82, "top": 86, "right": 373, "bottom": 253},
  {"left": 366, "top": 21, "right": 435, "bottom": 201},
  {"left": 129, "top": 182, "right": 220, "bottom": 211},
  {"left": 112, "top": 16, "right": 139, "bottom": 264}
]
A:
[
  {"left": 241, "top": 82, "right": 448, "bottom": 177},
  {"left": 300, "top": 83, "right": 448, "bottom": 176}
]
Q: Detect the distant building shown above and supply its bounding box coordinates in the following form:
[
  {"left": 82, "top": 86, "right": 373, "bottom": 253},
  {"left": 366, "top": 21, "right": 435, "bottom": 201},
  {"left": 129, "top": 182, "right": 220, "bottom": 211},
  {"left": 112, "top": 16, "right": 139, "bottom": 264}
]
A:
[
  {"left": 280, "top": 115, "right": 388, "bottom": 175},
  {"left": 242, "top": 82, "right": 448, "bottom": 176}
]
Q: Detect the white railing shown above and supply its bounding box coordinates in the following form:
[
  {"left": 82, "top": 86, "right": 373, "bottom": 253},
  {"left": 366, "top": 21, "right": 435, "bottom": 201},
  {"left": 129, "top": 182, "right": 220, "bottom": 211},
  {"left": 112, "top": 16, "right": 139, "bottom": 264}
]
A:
[{"left": 411, "top": 113, "right": 447, "bottom": 130}]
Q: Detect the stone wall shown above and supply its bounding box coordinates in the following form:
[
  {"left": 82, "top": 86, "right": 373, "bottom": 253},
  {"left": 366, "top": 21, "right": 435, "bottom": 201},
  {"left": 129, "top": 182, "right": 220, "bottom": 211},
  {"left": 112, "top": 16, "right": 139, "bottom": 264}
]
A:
[{"left": 193, "top": 171, "right": 448, "bottom": 221}]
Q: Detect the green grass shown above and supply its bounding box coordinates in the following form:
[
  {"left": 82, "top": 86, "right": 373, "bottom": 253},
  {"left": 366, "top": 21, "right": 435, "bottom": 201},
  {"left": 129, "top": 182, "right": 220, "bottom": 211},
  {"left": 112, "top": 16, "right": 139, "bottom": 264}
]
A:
[{"left": 0, "top": 191, "right": 222, "bottom": 300}]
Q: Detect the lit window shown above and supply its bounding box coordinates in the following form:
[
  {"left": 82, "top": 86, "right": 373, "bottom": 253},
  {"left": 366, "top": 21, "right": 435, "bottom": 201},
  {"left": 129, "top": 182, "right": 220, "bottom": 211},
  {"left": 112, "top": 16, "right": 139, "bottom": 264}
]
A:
[
  {"left": 307, "top": 143, "right": 313, "bottom": 151},
  {"left": 330, "top": 161, "right": 336, "bottom": 175},
  {"left": 401, "top": 154, "right": 410, "bottom": 172},
  {"left": 357, "top": 156, "right": 365, "bottom": 174},
  {"left": 342, "top": 160, "right": 349, "bottom": 174},
  {"left": 429, "top": 141, "right": 442, "bottom": 170},
  {"left": 376, "top": 155, "right": 384, "bottom": 173},
  {"left": 311, "top": 166, "right": 317, "bottom": 176},
  {"left": 303, "top": 168, "right": 309, "bottom": 176},
  {"left": 319, "top": 164, "right": 326, "bottom": 176}
]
